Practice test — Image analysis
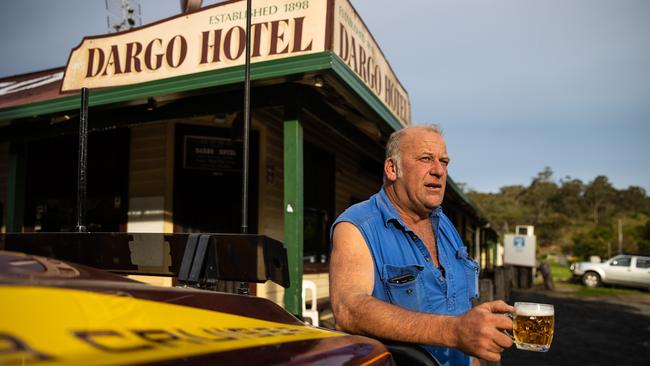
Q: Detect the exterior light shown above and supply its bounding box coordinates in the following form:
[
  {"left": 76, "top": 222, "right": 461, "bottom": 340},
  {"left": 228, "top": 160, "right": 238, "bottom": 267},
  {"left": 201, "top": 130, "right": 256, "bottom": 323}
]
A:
[{"left": 146, "top": 97, "right": 157, "bottom": 111}]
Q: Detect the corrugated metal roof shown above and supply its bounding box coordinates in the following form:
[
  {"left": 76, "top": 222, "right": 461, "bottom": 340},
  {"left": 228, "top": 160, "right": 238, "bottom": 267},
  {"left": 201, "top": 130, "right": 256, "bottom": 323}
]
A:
[{"left": 0, "top": 68, "right": 66, "bottom": 110}]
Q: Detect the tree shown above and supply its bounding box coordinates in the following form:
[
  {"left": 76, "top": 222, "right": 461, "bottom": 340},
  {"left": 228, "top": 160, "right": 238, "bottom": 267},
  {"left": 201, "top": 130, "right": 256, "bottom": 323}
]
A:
[
  {"left": 573, "top": 226, "right": 613, "bottom": 260},
  {"left": 466, "top": 168, "right": 650, "bottom": 258},
  {"left": 617, "top": 186, "right": 647, "bottom": 215},
  {"left": 552, "top": 177, "right": 585, "bottom": 222},
  {"left": 637, "top": 220, "right": 650, "bottom": 254},
  {"left": 468, "top": 185, "right": 528, "bottom": 238},
  {"left": 519, "top": 167, "right": 560, "bottom": 245},
  {"left": 584, "top": 176, "right": 616, "bottom": 226}
]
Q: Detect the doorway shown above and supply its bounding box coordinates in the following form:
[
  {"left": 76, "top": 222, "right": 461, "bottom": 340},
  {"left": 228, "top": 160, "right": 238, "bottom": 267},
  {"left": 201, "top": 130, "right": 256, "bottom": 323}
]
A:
[
  {"left": 303, "top": 142, "right": 335, "bottom": 263},
  {"left": 173, "top": 124, "right": 259, "bottom": 233}
]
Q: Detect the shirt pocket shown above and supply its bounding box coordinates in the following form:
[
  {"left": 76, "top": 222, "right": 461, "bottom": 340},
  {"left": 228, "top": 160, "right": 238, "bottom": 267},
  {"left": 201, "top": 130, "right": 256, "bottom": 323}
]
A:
[
  {"left": 457, "top": 247, "right": 479, "bottom": 300},
  {"left": 382, "top": 264, "right": 425, "bottom": 312}
]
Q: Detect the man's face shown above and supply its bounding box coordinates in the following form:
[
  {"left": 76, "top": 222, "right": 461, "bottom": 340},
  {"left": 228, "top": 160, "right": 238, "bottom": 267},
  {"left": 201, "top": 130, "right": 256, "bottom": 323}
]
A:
[{"left": 392, "top": 128, "right": 449, "bottom": 213}]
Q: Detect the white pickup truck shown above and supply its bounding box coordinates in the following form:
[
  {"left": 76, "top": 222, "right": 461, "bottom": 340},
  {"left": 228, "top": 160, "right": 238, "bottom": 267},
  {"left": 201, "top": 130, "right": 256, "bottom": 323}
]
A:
[{"left": 570, "top": 254, "right": 650, "bottom": 290}]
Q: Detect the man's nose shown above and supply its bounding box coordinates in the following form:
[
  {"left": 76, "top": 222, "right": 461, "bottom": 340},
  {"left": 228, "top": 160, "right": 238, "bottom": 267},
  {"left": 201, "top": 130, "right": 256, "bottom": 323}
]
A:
[{"left": 429, "top": 161, "right": 445, "bottom": 176}]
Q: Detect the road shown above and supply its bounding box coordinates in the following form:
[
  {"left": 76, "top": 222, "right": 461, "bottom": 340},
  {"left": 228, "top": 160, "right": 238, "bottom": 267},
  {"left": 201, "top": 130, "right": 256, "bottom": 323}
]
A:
[{"left": 501, "top": 286, "right": 650, "bottom": 366}]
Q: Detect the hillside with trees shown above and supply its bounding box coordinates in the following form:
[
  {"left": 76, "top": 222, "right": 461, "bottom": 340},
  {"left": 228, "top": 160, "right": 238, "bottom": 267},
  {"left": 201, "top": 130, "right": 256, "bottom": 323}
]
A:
[{"left": 466, "top": 167, "right": 650, "bottom": 260}]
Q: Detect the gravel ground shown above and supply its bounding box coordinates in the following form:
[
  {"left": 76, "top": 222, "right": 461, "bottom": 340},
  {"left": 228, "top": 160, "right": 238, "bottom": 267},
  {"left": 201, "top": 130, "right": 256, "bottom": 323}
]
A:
[{"left": 501, "top": 286, "right": 650, "bottom": 366}]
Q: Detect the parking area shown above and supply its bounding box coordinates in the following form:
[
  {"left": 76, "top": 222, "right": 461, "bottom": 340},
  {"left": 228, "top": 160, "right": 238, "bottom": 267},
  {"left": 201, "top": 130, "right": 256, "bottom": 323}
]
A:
[{"left": 501, "top": 285, "right": 650, "bottom": 366}]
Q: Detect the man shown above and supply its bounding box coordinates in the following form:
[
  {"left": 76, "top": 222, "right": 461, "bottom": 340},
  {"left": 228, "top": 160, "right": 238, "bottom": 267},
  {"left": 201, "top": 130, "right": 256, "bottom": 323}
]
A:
[
  {"left": 329, "top": 125, "right": 513, "bottom": 366},
  {"left": 537, "top": 261, "right": 555, "bottom": 291}
]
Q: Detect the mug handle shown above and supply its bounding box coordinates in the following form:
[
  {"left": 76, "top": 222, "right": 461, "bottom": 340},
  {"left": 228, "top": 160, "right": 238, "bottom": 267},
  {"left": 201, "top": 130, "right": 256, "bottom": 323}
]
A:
[{"left": 503, "top": 313, "right": 514, "bottom": 340}]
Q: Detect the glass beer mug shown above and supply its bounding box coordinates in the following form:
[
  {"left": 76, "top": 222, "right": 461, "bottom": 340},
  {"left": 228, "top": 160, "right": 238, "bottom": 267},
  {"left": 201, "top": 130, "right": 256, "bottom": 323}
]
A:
[{"left": 509, "top": 302, "right": 555, "bottom": 352}]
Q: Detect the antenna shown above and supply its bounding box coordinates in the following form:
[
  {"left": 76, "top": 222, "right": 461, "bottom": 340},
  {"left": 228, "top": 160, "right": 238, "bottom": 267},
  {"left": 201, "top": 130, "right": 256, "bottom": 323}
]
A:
[
  {"left": 105, "top": 0, "right": 142, "bottom": 33},
  {"left": 237, "top": 0, "right": 253, "bottom": 296},
  {"left": 75, "top": 88, "right": 89, "bottom": 233}
]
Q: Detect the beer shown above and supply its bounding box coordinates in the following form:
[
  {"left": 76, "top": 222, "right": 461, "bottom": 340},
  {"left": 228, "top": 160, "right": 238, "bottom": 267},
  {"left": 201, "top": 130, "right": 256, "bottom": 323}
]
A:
[{"left": 512, "top": 302, "right": 554, "bottom": 352}]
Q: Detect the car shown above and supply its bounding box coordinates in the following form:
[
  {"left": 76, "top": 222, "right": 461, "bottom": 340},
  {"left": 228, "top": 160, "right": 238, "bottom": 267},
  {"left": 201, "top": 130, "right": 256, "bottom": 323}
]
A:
[
  {"left": 570, "top": 254, "right": 650, "bottom": 290},
  {"left": 0, "top": 232, "right": 397, "bottom": 366}
]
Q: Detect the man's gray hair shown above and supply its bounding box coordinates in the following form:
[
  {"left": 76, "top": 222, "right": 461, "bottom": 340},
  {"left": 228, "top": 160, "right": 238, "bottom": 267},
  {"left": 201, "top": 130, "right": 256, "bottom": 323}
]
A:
[{"left": 385, "top": 124, "right": 443, "bottom": 178}]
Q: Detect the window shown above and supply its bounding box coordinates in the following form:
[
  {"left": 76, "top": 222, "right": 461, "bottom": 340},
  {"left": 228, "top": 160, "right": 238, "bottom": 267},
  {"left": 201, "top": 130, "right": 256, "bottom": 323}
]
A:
[
  {"left": 25, "top": 130, "right": 129, "bottom": 232},
  {"left": 303, "top": 143, "right": 335, "bottom": 264},
  {"left": 610, "top": 257, "right": 631, "bottom": 267},
  {"left": 636, "top": 258, "right": 650, "bottom": 269}
]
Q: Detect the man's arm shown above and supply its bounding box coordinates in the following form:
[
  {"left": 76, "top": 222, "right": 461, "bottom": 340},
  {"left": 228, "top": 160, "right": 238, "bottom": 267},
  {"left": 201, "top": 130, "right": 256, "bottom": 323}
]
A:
[{"left": 329, "top": 222, "right": 514, "bottom": 362}]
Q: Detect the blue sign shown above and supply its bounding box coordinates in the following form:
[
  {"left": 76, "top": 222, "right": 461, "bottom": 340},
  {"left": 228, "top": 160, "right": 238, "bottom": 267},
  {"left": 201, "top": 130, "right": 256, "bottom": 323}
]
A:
[{"left": 514, "top": 236, "right": 525, "bottom": 252}]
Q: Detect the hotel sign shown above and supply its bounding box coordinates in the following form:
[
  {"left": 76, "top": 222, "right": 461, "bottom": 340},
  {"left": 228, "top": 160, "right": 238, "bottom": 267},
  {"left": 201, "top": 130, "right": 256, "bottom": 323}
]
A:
[
  {"left": 332, "top": 0, "right": 410, "bottom": 125},
  {"left": 62, "top": 0, "right": 325, "bottom": 91},
  {"left": 62, "top": 0, "right": 410, "bottom": 126}
]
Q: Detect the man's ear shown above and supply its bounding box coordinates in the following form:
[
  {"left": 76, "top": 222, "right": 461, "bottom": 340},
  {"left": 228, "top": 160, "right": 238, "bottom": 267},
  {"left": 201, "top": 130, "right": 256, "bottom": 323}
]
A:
[{"left": 384, "top": 158, "right": 398, "bottom": 182}]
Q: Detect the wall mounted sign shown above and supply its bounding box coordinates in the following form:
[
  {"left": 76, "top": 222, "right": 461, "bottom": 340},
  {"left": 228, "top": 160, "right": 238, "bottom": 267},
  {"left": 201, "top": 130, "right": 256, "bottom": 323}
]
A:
[
  {"left": 63, "top": 0, "right": 326, "bottom": 92},
  {"left": 183, "top": 135, "right": 242, "bottom": 175},
  {"left": 503, "top": 234, "right": 537, "bottom": 267},
  {"left": 62, "top": 0, "right": 410, "bottom": 126}
]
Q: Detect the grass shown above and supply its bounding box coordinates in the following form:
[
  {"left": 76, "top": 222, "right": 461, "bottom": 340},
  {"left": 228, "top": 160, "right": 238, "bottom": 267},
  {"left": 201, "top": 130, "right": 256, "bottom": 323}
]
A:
[
  {"left": 564, "top": 282, "right": 649, "bottom": 297},
  {"left": 532, "top": 261, "right": 572, "bottom": 284},
  {"left": 550, "top": 262, "right": 572, "bottom": 282}
]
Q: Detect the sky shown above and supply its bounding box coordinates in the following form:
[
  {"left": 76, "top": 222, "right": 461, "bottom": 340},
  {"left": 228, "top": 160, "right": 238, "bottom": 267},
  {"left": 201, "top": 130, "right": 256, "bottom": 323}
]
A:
[{"left": 1, "top": 0, "right": 649, "bottom": 194}]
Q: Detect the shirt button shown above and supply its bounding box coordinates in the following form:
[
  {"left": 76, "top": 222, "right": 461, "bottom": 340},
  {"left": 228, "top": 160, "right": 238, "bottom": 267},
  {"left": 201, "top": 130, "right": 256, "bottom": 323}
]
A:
[
  {"left": 406, "top": 288, "right": 414, "bottom": 296},
  {"left": 438, "top": 276, "right": 444, "bottom": 282},
  {"left": 425, "top": 257, "right": 431, "bottom": 262}
]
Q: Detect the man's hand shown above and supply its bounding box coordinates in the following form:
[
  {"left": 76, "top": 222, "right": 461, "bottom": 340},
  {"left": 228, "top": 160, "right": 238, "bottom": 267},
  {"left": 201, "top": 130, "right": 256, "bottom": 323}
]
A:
[{"left": 450, "top": 300, "right": 514, "bottom": 362}]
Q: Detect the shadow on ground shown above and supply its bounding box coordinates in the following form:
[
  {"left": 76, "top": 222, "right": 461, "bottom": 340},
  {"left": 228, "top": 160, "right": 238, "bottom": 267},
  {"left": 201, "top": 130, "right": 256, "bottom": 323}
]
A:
[{"left": 501, "top": 290, "right": 650, "bottom": 366}]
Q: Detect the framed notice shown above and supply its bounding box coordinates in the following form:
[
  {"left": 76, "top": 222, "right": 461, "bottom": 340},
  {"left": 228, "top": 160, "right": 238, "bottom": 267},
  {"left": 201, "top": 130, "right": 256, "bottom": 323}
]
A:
[{"left": 183, "top": 135, "right": 242, "bottom": 175}]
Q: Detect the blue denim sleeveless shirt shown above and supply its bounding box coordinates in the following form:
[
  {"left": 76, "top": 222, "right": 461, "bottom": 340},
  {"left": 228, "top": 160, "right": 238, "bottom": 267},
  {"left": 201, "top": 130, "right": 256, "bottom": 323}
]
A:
[{"left": 332, "top": 189, "right": 479, "bottom": 366}]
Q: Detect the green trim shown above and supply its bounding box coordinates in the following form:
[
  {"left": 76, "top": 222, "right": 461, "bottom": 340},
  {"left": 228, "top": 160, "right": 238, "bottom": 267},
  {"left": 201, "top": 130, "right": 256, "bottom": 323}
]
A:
[
  {"left": 329, "top": 54, "right": 404, "bottom": 132},
  {"left": 1, "top": 52, "right": 406, "bottom": 134},
  {"left": 0, "top": 53, "right": 335, "bottom": 121},
  {"left": 283, "top": 119, "right": 304, "bottom": 316}
]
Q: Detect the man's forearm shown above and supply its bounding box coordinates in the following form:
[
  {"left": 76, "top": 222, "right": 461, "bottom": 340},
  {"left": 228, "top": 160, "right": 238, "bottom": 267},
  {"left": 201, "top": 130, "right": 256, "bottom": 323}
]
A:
[{"left": 333, "top": 293, "right": 459, "bottom": 348}]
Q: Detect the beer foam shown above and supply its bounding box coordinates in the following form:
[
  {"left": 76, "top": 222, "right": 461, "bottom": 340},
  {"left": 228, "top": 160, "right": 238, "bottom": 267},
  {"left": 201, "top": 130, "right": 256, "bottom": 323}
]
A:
[{"left": 515, "top": 303, "right": 554, "bottom": 317}]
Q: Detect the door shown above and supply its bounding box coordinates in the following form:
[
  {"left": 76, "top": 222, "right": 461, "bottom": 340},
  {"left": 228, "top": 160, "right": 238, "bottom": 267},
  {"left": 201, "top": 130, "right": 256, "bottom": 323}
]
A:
[
  {"left": 629, "top": 257, "right": 650, "bottom": 287},
  {"left": 605, "top": 255, "right": 632, "bottom": 284},
  {"left": 173, "top": 124, "right": 258, "bottom": 233},
  {"left": 303, "top": 142, "right": 335, "bottom": 264}
]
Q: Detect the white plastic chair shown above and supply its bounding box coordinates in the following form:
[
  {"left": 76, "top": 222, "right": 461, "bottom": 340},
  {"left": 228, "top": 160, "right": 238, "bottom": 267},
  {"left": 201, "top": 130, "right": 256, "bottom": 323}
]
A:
[{"left": 302, "top": 280, "right": 319, "bottom": 326}]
